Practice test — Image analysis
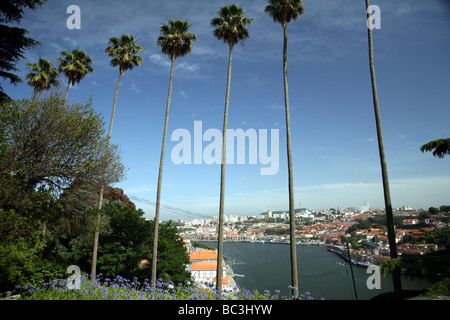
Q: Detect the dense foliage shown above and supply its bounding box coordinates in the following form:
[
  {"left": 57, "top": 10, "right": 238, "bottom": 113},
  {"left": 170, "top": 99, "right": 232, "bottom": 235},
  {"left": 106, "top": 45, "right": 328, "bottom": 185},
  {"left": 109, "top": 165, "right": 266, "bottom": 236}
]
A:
[{"left": 0, "top": 95, "right": 191, "bottom": 292}]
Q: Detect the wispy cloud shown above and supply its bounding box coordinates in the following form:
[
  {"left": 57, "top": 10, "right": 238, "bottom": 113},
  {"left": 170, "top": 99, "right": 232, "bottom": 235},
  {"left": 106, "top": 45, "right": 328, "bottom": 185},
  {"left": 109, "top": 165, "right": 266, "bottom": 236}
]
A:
[{"left": 129, "top": 83, "right": 141, "bottom": 94}]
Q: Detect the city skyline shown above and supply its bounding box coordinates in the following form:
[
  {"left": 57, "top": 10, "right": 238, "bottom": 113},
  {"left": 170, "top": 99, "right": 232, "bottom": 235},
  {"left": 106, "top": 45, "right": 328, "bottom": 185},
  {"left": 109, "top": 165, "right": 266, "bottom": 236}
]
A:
[{"left": 4, "top": 0, "right": 450, "bottom": 220}]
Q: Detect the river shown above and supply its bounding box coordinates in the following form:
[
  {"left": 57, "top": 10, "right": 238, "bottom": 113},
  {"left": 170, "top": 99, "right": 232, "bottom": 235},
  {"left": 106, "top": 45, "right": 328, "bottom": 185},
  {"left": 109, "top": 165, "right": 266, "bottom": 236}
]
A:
[{"left": 203, "top": 242, "right": 433, "bottom": 300}]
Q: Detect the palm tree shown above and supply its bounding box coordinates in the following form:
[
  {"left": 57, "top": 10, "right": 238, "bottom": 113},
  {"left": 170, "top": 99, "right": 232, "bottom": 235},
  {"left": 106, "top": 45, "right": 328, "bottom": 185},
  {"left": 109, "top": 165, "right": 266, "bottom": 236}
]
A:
[
  {"left": 152, "top": 20, "right": 197, "bottom": 283},
  {"left": 58, "top": 48, "right": 94, "bottom": 107},
  {"left": 365, "top": 0, "right": 401, "bottom": 292},
  {"left": 25, "top": 58, "right": 59, "bottom": 102},
  {"left": 90, "top": 34, "right": 144, "bottom": 278},
  {"left": 211, "top": 4, "right": 252, "bottom": 298},
  {"left": 264, "top": 0, "right": 304, "bottom": 297},
  {"left": 420, "top": 138, "right": 450, "bottom": 158}
]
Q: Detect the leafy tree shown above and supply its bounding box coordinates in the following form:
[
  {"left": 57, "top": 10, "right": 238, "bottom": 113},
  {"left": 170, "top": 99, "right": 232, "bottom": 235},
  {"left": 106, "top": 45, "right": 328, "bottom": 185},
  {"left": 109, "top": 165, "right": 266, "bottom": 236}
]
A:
[
  {"left": 97, "top": 202, "right": 152, "bottom": 280},
  {"left": 57, "top": 49, "right": 94, "bottom": 106},
  {"left": 264, "top": 0, "right": 304, "bottom": 297},
  {"left": 152, "top": 20, "right": 197, "bottom": 283},
  {"left": 91, "top": 34, "right": 144, "bottom": 277},
  {"left": 364, "top": 0, "right": 401, "bottom": 292},
  {"left": 420, "top": 138, "right": 450, "bottom": 159},
  {"left": 25, "top": 58, "right": 59, "bottom": 102},
  {"left": 429, "top": 207, "right": 440, "bottom": 215},
  {"left": 96, "top": 202, "right": 190, "bottom": 283},
  {"left": 380, "top": 249, "right": 450, "bottom": 280},
  {"left": 425, "top": 277, "right": 450, "bottom": 296},
  {"left": 210, "top": 5, "right": 252, "bottom": 298},
  {"left": 155, "top": 221, "right": 191, "bottom": 284},
  {"left": 0, "top": 94, "right": 124, "bottom": 212},
  {"left": 0, "top": 208, "right": 65, "bottom": 292},
  {"left": 0, "top": 94, "right": 124, "bottom": 273},
  {"left": 0, "top": 0, "right": 47, "bottom": 102}
]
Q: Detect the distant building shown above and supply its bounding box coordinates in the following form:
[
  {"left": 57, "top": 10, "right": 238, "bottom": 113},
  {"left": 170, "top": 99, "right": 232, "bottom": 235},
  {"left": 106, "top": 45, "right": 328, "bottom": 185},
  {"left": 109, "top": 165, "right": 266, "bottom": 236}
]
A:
[
  {"left": 190, "top": 261, "right": 229, "bottom": 289},
  {"left": 403, "top": 219, "right": 420, "bottom": 226},
  {"left": 346, "top": 201, "right": 370, "bottom": 213}
]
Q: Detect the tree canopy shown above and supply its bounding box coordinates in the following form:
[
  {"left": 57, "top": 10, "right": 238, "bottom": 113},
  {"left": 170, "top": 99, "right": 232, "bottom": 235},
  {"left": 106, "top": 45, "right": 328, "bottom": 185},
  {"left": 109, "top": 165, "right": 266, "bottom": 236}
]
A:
[
  {"left": 420, "top": 138, "right": 450, "bottom": 159},
  {"left": 264, "top": 0, "right": 305, "bottom": 26},
  {"left": 0, "top": 0, "right": 47, "bottom": 102},
  {"left": 0, "top": 93, "right": 125, "bottom": 211},
  {"left": 157, "top": 19, "right": 198, "bottom": 61},
  {"left": 105, "top": 34, "right": 144, "bottom": 75},
  {"left": 210, "top": 4, "right": 253, "bottom": 48}
]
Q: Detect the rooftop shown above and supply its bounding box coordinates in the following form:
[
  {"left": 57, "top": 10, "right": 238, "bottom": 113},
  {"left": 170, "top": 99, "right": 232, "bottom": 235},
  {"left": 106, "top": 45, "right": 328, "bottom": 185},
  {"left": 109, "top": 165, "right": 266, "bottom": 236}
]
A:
[{"left": 189, "top": 250, "right": 218, "bottom": 260}]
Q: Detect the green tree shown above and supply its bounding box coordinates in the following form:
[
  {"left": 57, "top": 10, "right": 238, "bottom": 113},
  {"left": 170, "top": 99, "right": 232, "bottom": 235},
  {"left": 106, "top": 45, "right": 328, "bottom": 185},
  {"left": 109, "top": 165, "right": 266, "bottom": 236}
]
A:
[
  {"left": 0, "top": 93, "right": 124, "bottom": 291},
  {"left": 91, "top": 34, "right": 144, "bottom": 278},
  {"left": 57, "top": 48, "right": 94, "bottom": 106},
  {"left": 0, "top": 94, "right": 124, "bottom": 211},
  {"left": 0, "top": 209, "right": 65, "bottom": 291},
  {"left": 365, "top": 0, "right": 401, "bottom": 292},
  {"left": 25, "top": 58, "right": 59, "bottom": 102},
  {"left": 420, "top": 138, "right": 450, "bottom": 159},
  {"left": 0, "top": 0, "right": 47, "bottom": 102},
  {"left": 152, "top": 20, "right": 197, "bottom": 283},
  {"left": 264, "top": 0, "right": 304, "bottom": 297},
  {"left": 210, "top": 5, "right": 252, "bottom": 298},
  {"left": 97, "top": 202, "right": 152, "bottom": 280},
  {"left": 96, "top": 202, "right": 190, "bottom": 283}
]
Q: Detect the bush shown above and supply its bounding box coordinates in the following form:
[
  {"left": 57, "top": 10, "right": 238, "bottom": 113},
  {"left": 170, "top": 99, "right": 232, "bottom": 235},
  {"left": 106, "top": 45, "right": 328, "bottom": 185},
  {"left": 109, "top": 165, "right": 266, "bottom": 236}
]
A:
[{"left": 424, "top": 277, "right": 450, "bottom": 297}]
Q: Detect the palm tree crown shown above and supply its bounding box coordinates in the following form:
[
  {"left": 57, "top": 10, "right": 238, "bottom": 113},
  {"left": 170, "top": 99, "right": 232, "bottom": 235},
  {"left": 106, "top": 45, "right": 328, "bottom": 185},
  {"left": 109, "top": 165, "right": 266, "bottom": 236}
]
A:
[
  {"left": 25, "top": 58, "right": 59, "bottom": 99},
  {"left": 420, "top": 138, "right": 450, "bottom": 159},
  {"left": 265, "top": 0, "right": 305, "bottom": 26},
  {"left": 58, "top": 49, "right": 94, "bottom": 104},
  {"left": 105, "top": 34, "right": 144, "bottom": 75},
  {"left": 58, "top": 49, "right": 94, "bottom": 87},
  {"left": 210, "top": 4, "right": 253, "bottom": 47},
  {"left": 157, "top": 19, "right": 198, "bottom": 61}
]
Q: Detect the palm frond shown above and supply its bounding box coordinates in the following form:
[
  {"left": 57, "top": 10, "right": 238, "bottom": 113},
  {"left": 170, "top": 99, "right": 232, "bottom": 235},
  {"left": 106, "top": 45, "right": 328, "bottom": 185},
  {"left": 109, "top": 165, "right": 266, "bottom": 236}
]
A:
[
  {"left": 157, "top": 19, "right": 198, "bottom": 61},
  {"left": 105, "top": 34, "right": 144, "bottom": 74},
  {"left": 265, "top": 0, "right": 305, "bottom": 25},
  {"left": 211, "top": 4, "right": 253, "bottom": 47},
  {"left": 420, "top": 138, "right": 450, "bottom": 159}
]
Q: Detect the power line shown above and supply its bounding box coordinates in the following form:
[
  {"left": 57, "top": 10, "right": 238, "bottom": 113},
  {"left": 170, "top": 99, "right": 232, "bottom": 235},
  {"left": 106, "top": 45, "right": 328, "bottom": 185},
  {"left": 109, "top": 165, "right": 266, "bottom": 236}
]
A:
[{"left": 128, "top": 195, "right": 214, "bottom": 221}]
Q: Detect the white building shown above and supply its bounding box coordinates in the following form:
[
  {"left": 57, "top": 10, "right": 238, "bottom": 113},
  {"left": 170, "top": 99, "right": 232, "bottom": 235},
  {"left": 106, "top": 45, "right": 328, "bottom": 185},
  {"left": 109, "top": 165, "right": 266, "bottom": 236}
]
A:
[{"left": 190, "top": 261, "right": 230, "bottom": 290}]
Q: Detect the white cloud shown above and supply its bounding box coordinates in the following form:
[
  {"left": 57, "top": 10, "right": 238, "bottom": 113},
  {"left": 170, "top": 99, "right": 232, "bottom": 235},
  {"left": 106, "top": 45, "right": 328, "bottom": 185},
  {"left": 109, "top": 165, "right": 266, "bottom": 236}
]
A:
[
  {"left": 129, "top": 83, "right": 141, "bottom": 94},
  {"left": 149, "top": 54, "right": 171, "bottom": 68}
]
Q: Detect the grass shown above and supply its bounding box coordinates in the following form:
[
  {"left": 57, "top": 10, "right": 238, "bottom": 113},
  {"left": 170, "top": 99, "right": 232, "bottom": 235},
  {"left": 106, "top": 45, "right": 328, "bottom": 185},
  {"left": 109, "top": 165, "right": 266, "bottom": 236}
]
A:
[{"left": 12, "top": 273, "right": 322, "bottom": 300}]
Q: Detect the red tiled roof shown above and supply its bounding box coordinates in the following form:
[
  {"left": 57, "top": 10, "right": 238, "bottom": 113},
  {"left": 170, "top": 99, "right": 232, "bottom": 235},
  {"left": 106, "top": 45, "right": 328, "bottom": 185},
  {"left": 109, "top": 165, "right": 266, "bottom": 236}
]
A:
[
  {"left": 189, "top": 250, "right": 218, "bottom": 260},
  {"left": 190, "top": 261, "right": 225, "bottom": 271}
]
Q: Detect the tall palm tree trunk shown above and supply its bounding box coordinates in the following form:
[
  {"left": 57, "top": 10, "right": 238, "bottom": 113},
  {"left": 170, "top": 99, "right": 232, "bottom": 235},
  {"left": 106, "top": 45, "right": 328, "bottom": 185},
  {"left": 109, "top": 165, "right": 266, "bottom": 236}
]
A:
[
  {"left": 216, "top": 44, "right": 233, "bottom": 299},
  {"left": 283, "top": 22, "right": 298, "bottom": 297},
  {"left": 31, "top": 89, "right": 38, "bottom": 103},
  {"left": 152, "top": 56, "right": 176, "bottom": 283},
  {"left": 64, "top": 79, "right": 71, "bottom": 108},
  {"left": 91, "top": 71, "right": 123, "bottom": 279},
  {"left": 365, "top": 0, "right": 401, "bottom": 292}
]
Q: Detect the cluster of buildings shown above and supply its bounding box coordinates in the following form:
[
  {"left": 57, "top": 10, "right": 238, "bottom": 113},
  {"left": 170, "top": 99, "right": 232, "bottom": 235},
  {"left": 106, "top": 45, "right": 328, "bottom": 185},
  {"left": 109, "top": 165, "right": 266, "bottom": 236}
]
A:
[
  {"left": 186, "top": 249, "right": 235, "bottom": 291},
  {"left": 179, "top": 206, "right": 449, "bottom": 268}
]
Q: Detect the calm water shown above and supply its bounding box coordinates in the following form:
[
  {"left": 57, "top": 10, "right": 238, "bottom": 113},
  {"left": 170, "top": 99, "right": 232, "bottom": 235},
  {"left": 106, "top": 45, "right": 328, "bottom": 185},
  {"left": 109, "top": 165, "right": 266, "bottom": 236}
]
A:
[{"left": 205, "top": 242, "right": 433, "bottom": 300}]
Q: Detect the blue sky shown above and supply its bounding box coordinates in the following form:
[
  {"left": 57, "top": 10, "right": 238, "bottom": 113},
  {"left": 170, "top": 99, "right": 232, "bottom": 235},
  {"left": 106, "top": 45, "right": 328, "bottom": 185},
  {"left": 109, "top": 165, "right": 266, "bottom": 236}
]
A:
[{"left": 3, "top": 0, "right": 450, "bottom": 220}]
